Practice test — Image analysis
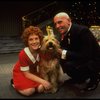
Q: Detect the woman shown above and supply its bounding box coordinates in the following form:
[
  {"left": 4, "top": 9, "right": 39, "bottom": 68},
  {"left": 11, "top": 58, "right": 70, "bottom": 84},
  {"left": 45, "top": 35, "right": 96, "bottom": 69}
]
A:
[{"left": 11, "top": 26, "right": 52, "bottom": 96}]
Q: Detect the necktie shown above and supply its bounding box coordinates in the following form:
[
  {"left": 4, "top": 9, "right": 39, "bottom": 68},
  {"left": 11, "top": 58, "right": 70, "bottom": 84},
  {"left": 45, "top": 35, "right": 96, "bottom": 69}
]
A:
[{"left": 61, "top": 33, "right": 64, "bottom": 40}]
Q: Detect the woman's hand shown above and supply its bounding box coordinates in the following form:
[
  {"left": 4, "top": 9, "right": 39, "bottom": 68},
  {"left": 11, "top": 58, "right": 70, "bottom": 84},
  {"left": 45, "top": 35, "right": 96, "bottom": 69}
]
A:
[{"left": 41, "top": 80, "right": 52, "bottom": 90}]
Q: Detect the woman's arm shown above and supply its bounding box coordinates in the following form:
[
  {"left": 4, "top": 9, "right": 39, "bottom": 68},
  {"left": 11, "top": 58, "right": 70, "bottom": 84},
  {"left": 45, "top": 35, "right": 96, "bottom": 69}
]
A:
[{"left": 23, "top": 71, "right": 52, "bottom": 90}]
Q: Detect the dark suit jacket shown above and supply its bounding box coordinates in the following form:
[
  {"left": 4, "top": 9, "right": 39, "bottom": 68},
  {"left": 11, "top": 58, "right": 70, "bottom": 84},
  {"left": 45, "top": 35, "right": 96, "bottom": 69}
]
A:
[{"left": 60, "top": 23, "right": 100, "bottom": 71}]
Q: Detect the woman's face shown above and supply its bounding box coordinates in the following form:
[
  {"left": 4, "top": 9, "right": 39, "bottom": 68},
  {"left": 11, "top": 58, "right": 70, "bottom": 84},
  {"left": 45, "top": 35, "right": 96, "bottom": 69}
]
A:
[{"left": 28, "top": 34, "right": 40, "bottom": 51}]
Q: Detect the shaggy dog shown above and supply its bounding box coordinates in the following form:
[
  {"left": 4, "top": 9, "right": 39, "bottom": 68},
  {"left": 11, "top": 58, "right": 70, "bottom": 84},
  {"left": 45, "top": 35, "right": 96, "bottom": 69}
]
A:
[{"left": 39, "top": 26, "right": 65, "bottom": 93}]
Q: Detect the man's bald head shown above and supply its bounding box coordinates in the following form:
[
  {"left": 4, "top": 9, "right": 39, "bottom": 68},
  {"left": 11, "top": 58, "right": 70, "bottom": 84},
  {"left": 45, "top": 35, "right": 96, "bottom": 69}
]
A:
[{"left": 54, "top": 12, "right": 70, "bottom": 19}]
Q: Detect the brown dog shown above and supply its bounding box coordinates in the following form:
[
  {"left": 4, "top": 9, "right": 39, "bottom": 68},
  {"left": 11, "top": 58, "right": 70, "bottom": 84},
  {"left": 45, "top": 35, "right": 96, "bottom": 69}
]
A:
[{"left": 39, "top": 26, "right": 65, "bottom": 93}]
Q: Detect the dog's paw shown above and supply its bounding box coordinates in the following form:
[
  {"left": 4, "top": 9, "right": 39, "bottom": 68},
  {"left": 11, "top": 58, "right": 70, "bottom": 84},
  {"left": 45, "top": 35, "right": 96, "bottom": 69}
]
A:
[
  {"left": 51, "top": 87, "right": 58, "bottom": 93},
  {"left": 44, "top": 90, "right": 50, "bottom": 93},
  {"left": 44, "top": 87, "right": 58, "bottom": 94}
]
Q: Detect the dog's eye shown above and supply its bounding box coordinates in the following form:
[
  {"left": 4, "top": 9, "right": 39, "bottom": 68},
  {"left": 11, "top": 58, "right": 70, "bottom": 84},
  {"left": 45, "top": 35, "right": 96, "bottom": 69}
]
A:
[
  {"left": 52, "top": 38, "right": 55, "bottom": 41},
  {"left": 45, "top": 39, "right": 48, "bottom": 42}
]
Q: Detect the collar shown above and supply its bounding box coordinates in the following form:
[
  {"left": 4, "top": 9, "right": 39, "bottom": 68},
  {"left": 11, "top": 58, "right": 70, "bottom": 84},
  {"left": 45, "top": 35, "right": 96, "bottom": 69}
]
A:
[
  {"left": 64, "top": 22, "right": 72, "bottom": 36},
  {"left": 24, "top": 47, "right": 40, "bottom": 63},
  {"left": 68, "top": 22, "right": 72, "bottom": 32}
]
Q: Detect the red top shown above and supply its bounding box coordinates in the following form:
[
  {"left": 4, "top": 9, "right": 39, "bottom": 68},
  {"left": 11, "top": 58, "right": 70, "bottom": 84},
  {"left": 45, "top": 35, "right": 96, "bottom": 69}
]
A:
[{"left": 13, "top": 47, "right": 41, "bottom": 90}]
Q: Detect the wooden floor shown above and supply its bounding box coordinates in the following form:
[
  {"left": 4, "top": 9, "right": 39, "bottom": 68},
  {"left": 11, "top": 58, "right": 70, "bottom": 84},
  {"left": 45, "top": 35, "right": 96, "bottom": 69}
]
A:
[{"left": 0, "top": 53, "right": 100, "bottom": 99}]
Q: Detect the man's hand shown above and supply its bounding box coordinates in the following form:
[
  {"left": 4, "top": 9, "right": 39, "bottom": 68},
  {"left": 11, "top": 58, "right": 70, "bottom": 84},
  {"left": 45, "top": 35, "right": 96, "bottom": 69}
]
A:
[{"left": 57, "top": 48, "right": 63, "bottom": 55}]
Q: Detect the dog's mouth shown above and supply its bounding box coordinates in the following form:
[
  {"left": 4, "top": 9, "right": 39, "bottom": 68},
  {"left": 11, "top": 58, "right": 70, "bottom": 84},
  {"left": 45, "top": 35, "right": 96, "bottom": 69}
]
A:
[
  {"left": 47, "top": 46, "right": 54, "bottom": 50},
  {"left": 47, "top": 42, "right": 55, "bottom": 50}
]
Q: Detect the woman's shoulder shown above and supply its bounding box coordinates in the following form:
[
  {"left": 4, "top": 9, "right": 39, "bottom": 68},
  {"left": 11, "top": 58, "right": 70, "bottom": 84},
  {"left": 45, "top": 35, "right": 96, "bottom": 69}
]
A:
[{"left": 18, "top": 48, "right": 26, "bottom": 56}]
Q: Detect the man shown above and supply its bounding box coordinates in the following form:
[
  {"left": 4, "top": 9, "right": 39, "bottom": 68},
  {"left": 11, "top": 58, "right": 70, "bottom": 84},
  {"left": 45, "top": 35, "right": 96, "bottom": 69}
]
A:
[{"left": 53, "top": 12, "right": 100, "bottom": 91}]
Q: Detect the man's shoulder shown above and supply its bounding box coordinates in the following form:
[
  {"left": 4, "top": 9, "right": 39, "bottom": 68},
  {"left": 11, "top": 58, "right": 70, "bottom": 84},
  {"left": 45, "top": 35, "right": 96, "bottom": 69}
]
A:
[
  {"left": 72, "top": 23, "right": 89, "bottom": 32},
  {"left": 73, "top": 23, "right": 88, "bottom": 29}
]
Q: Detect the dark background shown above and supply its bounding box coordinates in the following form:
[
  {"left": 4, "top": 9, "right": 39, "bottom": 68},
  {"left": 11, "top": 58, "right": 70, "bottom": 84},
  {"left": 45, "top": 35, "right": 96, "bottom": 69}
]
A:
[
  {"left": 0, "top": 1, "right": 100, "bottom": 99},
  {"left": 0, "top": 0, "right": 99, "bottom": 36}
]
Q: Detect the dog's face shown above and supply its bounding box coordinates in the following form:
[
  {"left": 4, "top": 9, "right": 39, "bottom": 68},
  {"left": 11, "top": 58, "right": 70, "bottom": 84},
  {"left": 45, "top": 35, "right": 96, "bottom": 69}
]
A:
[
  {"left": 40, "top": 34, "right": 60, "bottom": 52},
  {"left": 39, "top": 28, "right": 61, "bottom": 93}
]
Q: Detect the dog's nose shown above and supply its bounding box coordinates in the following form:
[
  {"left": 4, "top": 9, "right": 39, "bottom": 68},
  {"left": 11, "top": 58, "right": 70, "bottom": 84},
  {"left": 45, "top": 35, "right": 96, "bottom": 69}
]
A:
[{"left": 49, "top": 42, "right": 53, "bottom": 46}]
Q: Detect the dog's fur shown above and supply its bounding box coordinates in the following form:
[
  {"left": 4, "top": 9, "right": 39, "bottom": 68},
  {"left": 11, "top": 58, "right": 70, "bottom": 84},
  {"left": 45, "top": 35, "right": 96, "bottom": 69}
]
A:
[{"left": 39, "top": 32, "right": 64, "bottom": 93}]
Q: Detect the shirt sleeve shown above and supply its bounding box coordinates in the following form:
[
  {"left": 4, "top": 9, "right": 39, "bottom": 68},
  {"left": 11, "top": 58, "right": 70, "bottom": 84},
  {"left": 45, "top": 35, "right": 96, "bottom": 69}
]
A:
[{"left": 61, "top": 50, "right": 67, "bottom": 59}]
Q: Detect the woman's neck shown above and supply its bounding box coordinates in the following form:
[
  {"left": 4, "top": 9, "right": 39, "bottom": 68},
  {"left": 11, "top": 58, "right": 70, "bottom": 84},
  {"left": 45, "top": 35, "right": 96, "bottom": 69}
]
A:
[{"left": 29, "top": 47, "right": 38, "bottom": 59}]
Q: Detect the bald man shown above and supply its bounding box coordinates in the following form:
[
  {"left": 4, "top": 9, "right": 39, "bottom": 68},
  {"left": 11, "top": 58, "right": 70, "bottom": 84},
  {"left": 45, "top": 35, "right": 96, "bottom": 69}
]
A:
[{"left": 53, "top": 12, "right": 100, "bottom": 92}]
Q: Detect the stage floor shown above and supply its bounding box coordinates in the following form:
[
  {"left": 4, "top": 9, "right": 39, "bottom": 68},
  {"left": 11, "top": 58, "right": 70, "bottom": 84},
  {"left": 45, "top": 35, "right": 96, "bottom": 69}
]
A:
[{"left": 0, "top": 53, "right": 100, "bottom": 99}]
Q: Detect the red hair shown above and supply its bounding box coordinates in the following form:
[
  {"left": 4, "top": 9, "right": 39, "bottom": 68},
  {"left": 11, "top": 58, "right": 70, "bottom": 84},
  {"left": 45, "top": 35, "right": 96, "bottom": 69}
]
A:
[{"left": 21, "top": 26, "right": 44, "bottom": 46}]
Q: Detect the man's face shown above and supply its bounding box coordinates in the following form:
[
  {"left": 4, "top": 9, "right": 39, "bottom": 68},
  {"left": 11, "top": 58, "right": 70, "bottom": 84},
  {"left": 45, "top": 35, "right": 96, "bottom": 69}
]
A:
[{"left": 54, "top": 16, "right": 71, "bottom": 35}]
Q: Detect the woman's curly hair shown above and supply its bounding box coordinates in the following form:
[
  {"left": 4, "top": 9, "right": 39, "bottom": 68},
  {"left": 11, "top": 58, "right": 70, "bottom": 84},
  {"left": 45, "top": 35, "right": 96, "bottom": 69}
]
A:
[{"left": 21, "top": 26, "right": 44, "bottom": 46}]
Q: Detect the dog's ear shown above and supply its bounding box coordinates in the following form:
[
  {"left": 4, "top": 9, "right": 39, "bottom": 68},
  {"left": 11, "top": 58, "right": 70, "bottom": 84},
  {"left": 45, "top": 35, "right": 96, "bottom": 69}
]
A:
[{"left": 46, "top": 26, "right": 54, "bottom": 36}]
